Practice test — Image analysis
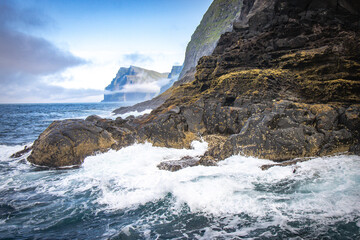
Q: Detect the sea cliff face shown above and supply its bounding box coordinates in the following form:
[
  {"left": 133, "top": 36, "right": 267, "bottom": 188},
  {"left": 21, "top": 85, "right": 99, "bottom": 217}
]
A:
[
  {"left": 102, "top": 66, "right": 168, "bottom": 103},
  {"left": 25, "top": 0, "right": 360, "bottom": 168},
  {"left": 178, "top": 0, "right": 243, "bottom": 84}
]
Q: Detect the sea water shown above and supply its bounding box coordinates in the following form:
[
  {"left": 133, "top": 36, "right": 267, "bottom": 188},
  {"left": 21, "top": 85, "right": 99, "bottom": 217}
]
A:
[{"left": 0, "top": 103, "right": 359, "bottom": 239}]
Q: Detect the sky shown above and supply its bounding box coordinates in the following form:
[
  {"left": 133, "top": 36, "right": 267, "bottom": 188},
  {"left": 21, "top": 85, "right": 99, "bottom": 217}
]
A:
[{"left": 0, "top": 0, "right": 213, "bottom": 103}]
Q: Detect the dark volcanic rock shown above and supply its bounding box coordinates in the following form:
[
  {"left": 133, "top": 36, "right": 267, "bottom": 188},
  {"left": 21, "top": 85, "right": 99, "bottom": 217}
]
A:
[
  {"left": 157, "top": 156, "right": 200, "bottom": 172},
  {"left": 142, "top": 0, "right": 360, "bottom": 161},
  {"left": 11, "top": 145, "right": 32, "bottom": 158},
  {"left": 25, "top": 0, "right": 360, "bottom": 168},
  {"left": 85, "top": 115, "right": 102, "bottom": 123},
  {"left": 27, "top": 120, "right": 116, "bottom": 167}
]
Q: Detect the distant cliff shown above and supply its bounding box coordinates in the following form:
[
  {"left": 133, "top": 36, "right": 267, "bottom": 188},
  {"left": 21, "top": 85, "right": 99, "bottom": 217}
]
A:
[
  {"left": 177, "top": 0, "right": 243, "bottom": 84},
  {"left": 102, "top": 66, "right": 170, "bottom": 103},
  {"left": 159, "top": 66, "right": 183, "bottom": 94}
]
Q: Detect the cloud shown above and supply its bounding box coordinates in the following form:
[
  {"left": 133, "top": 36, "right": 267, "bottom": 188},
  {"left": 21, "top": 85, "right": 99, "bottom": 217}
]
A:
[
  {"left": 119, "top": 82, "right": 160, "bottom": 93},
  {"left": 0, "top": 1, "right": 89, "bottom": 102},
  {"left": 122, "top": 53, "right": 153, "bottom": 64},
  {"left": 0, "top": 1, "right": 50, "bottom": 30},
  {"left": 0, "top": 29, "right": 87, "bottom": 76},
  {"left": 0, "top": 72, "right": 104, "bottom": 103}
]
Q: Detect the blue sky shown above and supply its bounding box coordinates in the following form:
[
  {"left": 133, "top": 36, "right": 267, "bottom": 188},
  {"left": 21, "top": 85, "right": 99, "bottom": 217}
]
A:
[{"left": 0, "top": 0, "right": 212, "bottom": 103}]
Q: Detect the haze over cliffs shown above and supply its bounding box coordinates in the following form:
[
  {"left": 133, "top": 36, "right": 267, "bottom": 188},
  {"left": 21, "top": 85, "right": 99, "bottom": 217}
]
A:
[{"left": 102, "top": 65, "right": 182, "bottom": 103}]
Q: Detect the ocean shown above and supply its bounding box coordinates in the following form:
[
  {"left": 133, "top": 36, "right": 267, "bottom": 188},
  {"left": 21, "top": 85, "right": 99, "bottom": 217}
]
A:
[{"left": 0, "top": 103, "right": 359, "bottom": 239}]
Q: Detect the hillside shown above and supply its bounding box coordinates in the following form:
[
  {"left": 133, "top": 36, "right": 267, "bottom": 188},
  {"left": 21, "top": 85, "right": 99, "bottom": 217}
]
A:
[
  {"left": 102, "top": 66, "right": 168, "bottom": 102},
  {"left": 178, "top": 0, "right": 243, "bottom": 84}
]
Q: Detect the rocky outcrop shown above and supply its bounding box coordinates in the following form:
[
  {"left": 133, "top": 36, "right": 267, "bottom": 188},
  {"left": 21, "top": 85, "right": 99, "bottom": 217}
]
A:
[
  {"left": 134, "top": 0, "right": 360, "bottom": 161},
  {"left": 24, "top": 0, "right": 360, "bottom": 168},
  {"left": 27, "top": 119, "right": 116, "bottom": 167},
  {"left": 157, "top": 156, "right": 200, "bottom": 172},
  {"left": 10, "top": 145, "right": 32, "bottom": 158}
]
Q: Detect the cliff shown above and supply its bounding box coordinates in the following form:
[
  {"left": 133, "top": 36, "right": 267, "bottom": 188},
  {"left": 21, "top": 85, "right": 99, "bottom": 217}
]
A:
[
  {"left": 159, "top": 65, "right": 183, "bottom": 94},
  {"left": 102, "top": 66, "right": 168, "bottom": 102},
  {"left": 112, "top": 0, "right": 243, "bottom": 113},
  {"left": 112, "top": 65, "right": 182, "bottom": 114},
  {"left": 177, "top": 0, "right": 243, "bottom": 84},
  {"left": 24, "top": 0, "right": 360, "bottom": 168}
]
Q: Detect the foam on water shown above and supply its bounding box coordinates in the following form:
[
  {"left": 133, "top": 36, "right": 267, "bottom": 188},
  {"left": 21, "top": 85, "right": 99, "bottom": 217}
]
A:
[
  {"left": 116, "top": 109, "right": 153, "bottom": 119},
  {"left": 0, "top": 141, "right": 359, "bottom": 239},
  {"left": 85, "top": 145, "right": 360, "bottom": 238}
]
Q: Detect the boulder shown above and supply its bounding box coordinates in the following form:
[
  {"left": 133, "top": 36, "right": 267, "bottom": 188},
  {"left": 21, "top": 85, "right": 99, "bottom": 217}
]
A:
[
  {"left": 27, "top": 119, "right": 116, "bottom": 167},
  {"left": 85, "top": 115, "right": 102, "bottom": 123}
]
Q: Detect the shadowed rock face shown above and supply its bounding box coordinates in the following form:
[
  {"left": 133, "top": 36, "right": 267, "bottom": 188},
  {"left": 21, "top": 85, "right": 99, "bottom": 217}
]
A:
[{"left": 25, "top": 0, "right": 360, "bottom": 168}]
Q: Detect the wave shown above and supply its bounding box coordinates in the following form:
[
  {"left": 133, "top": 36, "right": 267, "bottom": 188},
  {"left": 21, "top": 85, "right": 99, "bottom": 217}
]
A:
[{"left": 0, "top": 141, "right": 359, "bottom": 239}]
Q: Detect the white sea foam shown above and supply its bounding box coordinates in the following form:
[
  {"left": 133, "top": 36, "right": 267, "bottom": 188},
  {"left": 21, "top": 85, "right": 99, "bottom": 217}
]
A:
[
  {"left": 116, "top": 108, "right": 153, "bottom": 119},
  {"left": 1, "top": 141, "right": 359, "bottom": 238},
  {"left": 41, "top": 141, "right": 359, "bottom": 219},
  {"left": 0, "top": 144, "right": 31, "bottom": 161}
]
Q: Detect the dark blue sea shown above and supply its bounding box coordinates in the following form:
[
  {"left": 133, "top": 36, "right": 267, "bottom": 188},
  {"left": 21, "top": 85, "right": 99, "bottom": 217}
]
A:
[{"left": 0, "top": 103, "right": 359, "bottom": 239}]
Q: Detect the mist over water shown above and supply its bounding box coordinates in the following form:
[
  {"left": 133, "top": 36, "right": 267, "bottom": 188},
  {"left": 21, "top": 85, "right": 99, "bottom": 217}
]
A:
[{"left": 0, "top": 104, "right": 359, "bottom": 239}]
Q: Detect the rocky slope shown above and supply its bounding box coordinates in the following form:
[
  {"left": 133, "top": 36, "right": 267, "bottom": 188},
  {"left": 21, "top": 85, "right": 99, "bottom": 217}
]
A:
[
  {"left": 112, "top": 0, "right": 243, "bottom": 113},
  {"left": 24, "top": 0, "right": 360, "bottom": 168},
  {"left": 102, "top": 66, "right": 168, "bottom": 102}
]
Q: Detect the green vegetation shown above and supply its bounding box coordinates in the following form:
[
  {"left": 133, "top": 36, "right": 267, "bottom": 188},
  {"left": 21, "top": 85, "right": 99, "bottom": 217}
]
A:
[
  {"left": 181, "top": 0, "right": 243, "bottom": 77},
  {"left": 190, "top": 0, "right": 242, "bottom": 48}
]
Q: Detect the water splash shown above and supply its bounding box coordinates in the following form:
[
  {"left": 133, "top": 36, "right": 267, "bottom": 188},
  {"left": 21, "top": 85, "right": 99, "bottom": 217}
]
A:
[{"left": 0, "top": 142, "right": 359, "bottom": 239}]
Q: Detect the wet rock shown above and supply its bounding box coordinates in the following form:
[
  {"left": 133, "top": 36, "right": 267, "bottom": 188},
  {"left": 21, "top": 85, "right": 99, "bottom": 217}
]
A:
[
  {"left": 340, "top": 105, "right": 360, "bottom": 134},
  {"left": 11, "top": 145, "right": 32, "bottom": 158},
  {"left": 85, "top": 115, "right": 102, "bottom": 123},
  {"left": 198, "top": 156, "right": 218, "bottom": 166},
  {"left": 214, "top": 101, "right": 356, "bottom": 161},
  {"left": 27, "top": 119, "right": 116, "bottom": 167},
  {"left": 260, "top": 158, "right": 312, "bottom": 171},
  {"left": 157, "top": 156, "right": 199, "bottom": 172}
]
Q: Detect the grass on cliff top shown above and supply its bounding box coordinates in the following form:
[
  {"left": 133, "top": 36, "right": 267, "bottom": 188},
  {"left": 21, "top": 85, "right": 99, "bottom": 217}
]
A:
[{"left": 186, "top": 0, "right": 243, "bottom": 52}]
